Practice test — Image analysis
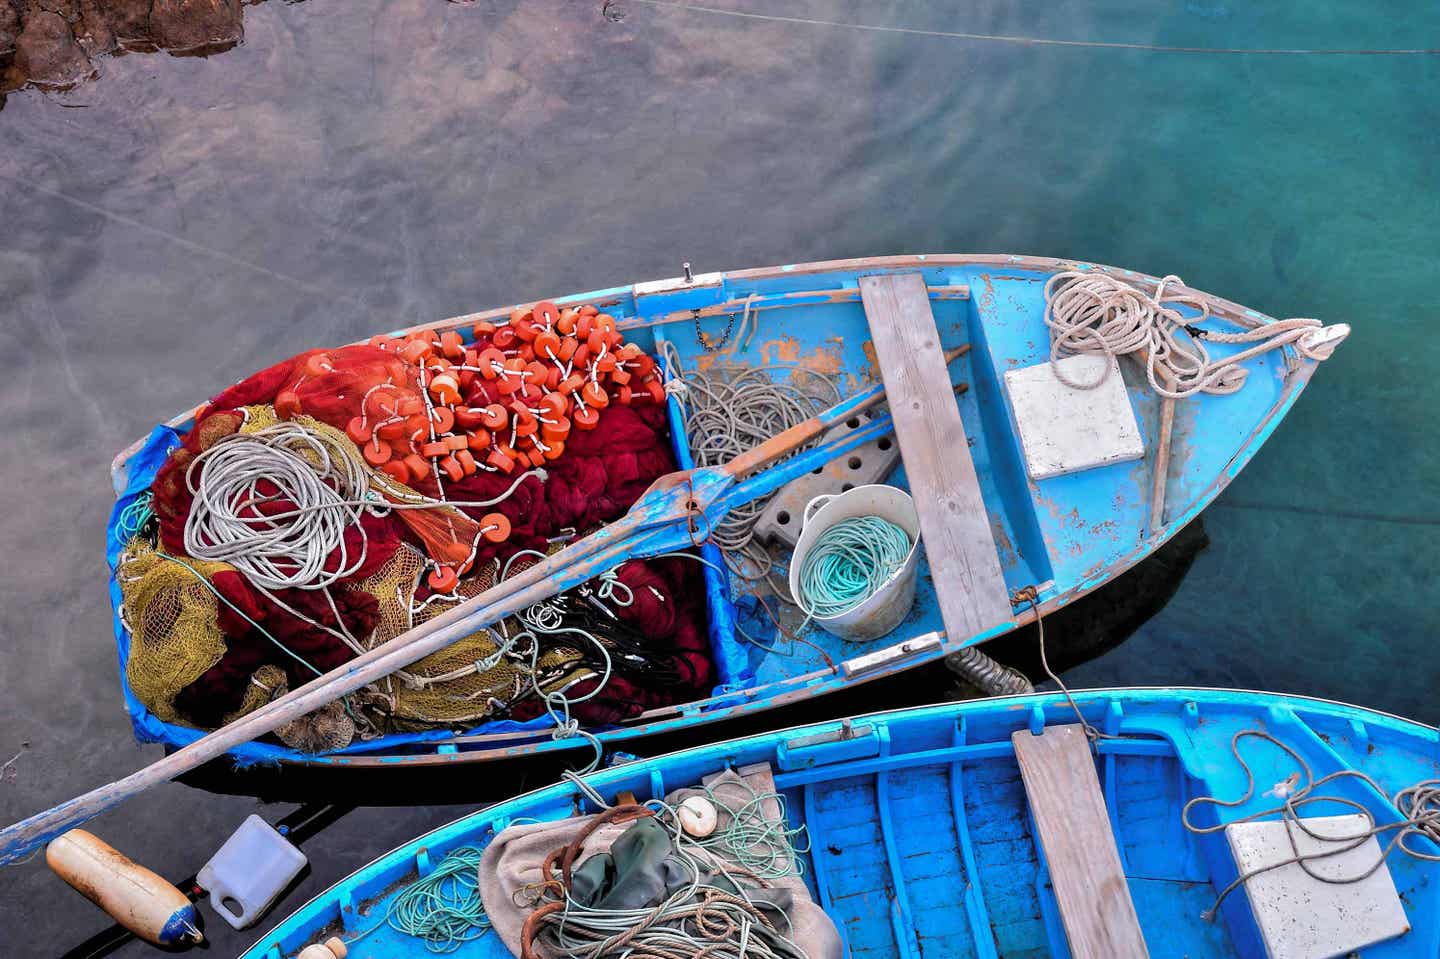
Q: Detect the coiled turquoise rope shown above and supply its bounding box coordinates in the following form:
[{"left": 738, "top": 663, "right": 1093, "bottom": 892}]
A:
[
  {"left": 796, "top": 515, "right": 911, "bottom": 619},
  {"left": 382, "top": 844, "right": 490, "bottom": 953},
  {"left": 114, "top": 492, "right": 154, "bottom": 541}
]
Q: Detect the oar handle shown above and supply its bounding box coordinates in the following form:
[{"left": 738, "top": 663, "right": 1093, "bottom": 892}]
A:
[
  {"left": 0, "top": 341, "right": 974, "bottom": 864},
  {"left": 0, "top": 485, "right": 708, "bottom": 865}
]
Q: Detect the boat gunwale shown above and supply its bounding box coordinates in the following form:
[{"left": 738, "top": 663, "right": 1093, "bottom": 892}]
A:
[{"left": 108, "top": 253, "right": 1287, "bottom": 475}]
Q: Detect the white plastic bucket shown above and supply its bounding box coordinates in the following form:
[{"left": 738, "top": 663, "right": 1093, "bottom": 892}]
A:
[{"left": 788, "top": 484, "right": 921, "bottom": 642}]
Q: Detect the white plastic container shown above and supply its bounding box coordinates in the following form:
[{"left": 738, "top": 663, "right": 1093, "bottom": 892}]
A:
[
  {"left": 788, "top": 484, "right": 921, "bottom": 642},
  {"left": 197, "top": 815, "right": 307, "bottom": 930}
]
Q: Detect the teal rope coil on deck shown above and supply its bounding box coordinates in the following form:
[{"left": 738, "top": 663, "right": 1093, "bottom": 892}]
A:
[
  {"left": 795, "top": 516, "right": 911, "bottom": 618},
  {"left": 368, "top": 844, "right": 491, "bottom": 953}
]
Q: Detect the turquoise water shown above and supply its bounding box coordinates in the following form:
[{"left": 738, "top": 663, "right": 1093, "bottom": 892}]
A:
[{"left": 1, "top": 1, "right": 1437, "bottom": 953}]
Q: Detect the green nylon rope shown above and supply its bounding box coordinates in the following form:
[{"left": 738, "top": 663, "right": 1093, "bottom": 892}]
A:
[
  {"left": 690, "top": 780, "right": 811, "bottom": 880},
  {"left": 115, "top": 492, "right": 154, "bottom": 541},
  {"left": 345, "top": 844, "right": 491, "bottom": 953},
  {"left": 795, "top": 515, "right": 911, "bottom": 619}
]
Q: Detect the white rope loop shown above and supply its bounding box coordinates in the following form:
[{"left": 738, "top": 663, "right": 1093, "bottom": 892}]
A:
[
  {"left": 1043, "top": 271, "right": 1338, "bottom": 399},
  {"left": 183, "top": 422, "right": 371, "bottom": 591}
]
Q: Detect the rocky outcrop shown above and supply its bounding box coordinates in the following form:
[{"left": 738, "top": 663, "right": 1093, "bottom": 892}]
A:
[
  {"left": 75, "top": 0, "right": 116, "bottom": 55},
  {"left": 0, "top": 0, "right": 252, "bottom": 102},
  {"left": 12, "top": 8, "right": 93, "bottom": 87},
  {"left": 104, "top": 0, "right": 155, "bottom": 45},
  {"left": 1, "top": 0, "right": 24, "bottom": 77},
  {"left": 150, "top": 0, "right": 241, "bottom": 53}
]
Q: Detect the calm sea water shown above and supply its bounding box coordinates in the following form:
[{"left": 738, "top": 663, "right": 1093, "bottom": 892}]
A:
[{"left": 1, "top": 1, "right": 1436, "bottom": 953}]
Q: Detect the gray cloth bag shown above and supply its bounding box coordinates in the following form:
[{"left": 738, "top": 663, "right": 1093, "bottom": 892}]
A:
[{"left": 478, "top": 766, "right": 843, "bottom": 959}]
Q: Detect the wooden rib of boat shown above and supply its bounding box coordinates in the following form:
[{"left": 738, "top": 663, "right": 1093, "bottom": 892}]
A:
[
  {"left": 244, "top": 688, "right": 1440, "bottom": 958},
  {"left": 107, "top": 255, "right": 1346, "bottom": 770}
]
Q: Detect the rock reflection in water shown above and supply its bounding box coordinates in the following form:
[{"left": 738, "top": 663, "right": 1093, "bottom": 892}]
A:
[{"left": 0, "top": 0, "right": 247, "bottom": 103}]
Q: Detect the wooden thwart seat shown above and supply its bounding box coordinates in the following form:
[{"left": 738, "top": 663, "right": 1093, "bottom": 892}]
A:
[
  {"left": 858, "top": 273, "right": 1011, "bottom": 639},
  {"left": 1012, "top": 724, "right": 1149, "bottom": 958}
]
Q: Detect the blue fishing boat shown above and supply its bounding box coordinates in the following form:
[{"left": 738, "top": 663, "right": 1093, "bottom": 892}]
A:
[
  {"left": 103, "top": 255, "right": 1348, "bottom": 772},
  {"left": 243, "top": 688, "right": 1440, "bottom": 959}
]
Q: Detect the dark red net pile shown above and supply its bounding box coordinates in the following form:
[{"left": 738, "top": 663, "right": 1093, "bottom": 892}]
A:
[{"left": 143, "top": 331, "right": 711, "bottom": 733}]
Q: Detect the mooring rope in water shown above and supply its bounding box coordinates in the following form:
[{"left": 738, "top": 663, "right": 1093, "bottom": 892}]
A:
[
  {"left": 1181, "top": 729, "right": 1440, "bottom": 920},
  {"left": 1042, "top": 271, "right": 1342, "bottom": 399},
  {"left": 623, "top": 0, "right": 1440, "bottom": 57},
  {"left": 793, "top": 515, "right": 910, "bottom": 620}
]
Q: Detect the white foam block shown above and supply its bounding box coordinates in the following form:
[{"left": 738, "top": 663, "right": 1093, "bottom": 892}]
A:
[
  {"left": 1225, "top": 814, "right": 1410, "bottom": 959},
  {"left": 1004, "top": 354, "right": 1145, "bottom": 481}
]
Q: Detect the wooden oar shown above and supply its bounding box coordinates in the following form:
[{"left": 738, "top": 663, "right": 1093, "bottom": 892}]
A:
[{"left": 0, "top": 345, "right": 969, "bottom": 865}]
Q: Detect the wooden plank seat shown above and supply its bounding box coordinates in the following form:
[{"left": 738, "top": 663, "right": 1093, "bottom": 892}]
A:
[
  {"left": 858, "top": 272, "right": 1011, "bottom": 640},
  {"left": 1012, "top": 724, "right": 1149, "bottom": 958}
]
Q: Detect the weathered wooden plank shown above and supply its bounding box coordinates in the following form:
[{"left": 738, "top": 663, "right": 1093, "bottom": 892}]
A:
[
  {"left": 858, "top": 273, "right": 1011, "bottom": 639},
  {"left": 1012, "top": 725, "right": 1149, "bottom": 959}
]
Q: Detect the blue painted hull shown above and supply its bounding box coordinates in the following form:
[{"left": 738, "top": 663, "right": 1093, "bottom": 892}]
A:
[
  {"left": 106, "top": 255, "right": 1339, "bottom": 768},
  {"left": 243, "top": 688, "right": 1440, "bottom": 958}
]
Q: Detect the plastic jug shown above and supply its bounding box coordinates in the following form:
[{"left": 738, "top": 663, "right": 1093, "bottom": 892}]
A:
[{"left": 197, "top": 815, "right": 307, "bottom": 929}]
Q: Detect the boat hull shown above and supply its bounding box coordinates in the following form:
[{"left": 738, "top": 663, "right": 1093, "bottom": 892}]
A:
[
  {"left": 243, "top": 687, "right": 1440, "bottom": 959},
  {"left": 107, "top": 255, "right": 1331, "bottom": 769}
]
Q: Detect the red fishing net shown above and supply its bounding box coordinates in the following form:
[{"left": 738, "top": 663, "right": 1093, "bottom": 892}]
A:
[{"left": 132, "top": 303, "right": 711, "bottom": 741}]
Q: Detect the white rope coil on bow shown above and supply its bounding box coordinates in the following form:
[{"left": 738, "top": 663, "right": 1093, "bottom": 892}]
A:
[{"left": 1043, "top": 271, "right": 1344, "bottom": 399}]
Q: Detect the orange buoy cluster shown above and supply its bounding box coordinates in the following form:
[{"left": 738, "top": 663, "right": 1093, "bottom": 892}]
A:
[
  {"left": 343, "top": 302, "right": 662, "bottom": 484},
  {"left": 323, "top": 302, "right": 663, "bottom": 590}
]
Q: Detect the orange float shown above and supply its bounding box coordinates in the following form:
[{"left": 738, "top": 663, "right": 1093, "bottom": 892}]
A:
[
  {"left": 479, "top": 513, "right": 511, "bottom": 543},
  {"left": 572, "top": 405, "right": 600, "bottom": 431},
  {"left": 581, "top": 381, "right": 609, "bottom": 409},
  {"left": 274, "top": 390, "right": 303, "bottom": 420},
  {"left": 486, "top": 448, "right": 515, "bottom": 473},
  {"left": 427, "top": 566, "right": 459, "bottom": 593},
  {"left": 481, "top": 404, "right": 508, "bottom": 430},
  {"left": 477, "top": 347, "right": 506, "bottom": 378},
  {"left": 363, "top": 437, "right": 392, "bottom": 466},
  {"left": 346, "top": 417, "right": 372, "bottom": 444},
  {"left": 440, "top": 331, "right": 464, "bottom": 360},
  {"left": 531, "top": 301, "right": 560, "bottom": 329},
  {"left": 427, "top": 406, "right": 455, "bottom": 434}
]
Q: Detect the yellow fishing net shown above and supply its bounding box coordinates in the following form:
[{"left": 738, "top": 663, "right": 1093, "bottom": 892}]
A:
[
  {"left": 353, "top": 546, "right": 590, "bottom": 730},
  {"left": 116, "top": 540, "right": 234, "bottom": 725},
  {"left": 222, "top": 664, "right": 359, "bottom": 753}
]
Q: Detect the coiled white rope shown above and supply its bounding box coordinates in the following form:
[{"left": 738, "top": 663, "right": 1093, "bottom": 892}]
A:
[
  {"left": 1043, "top": 271, "right": 1342, "bottom": 398},
  {"left": 184, "top": 423, "right": 372, "bottom": 591}
]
